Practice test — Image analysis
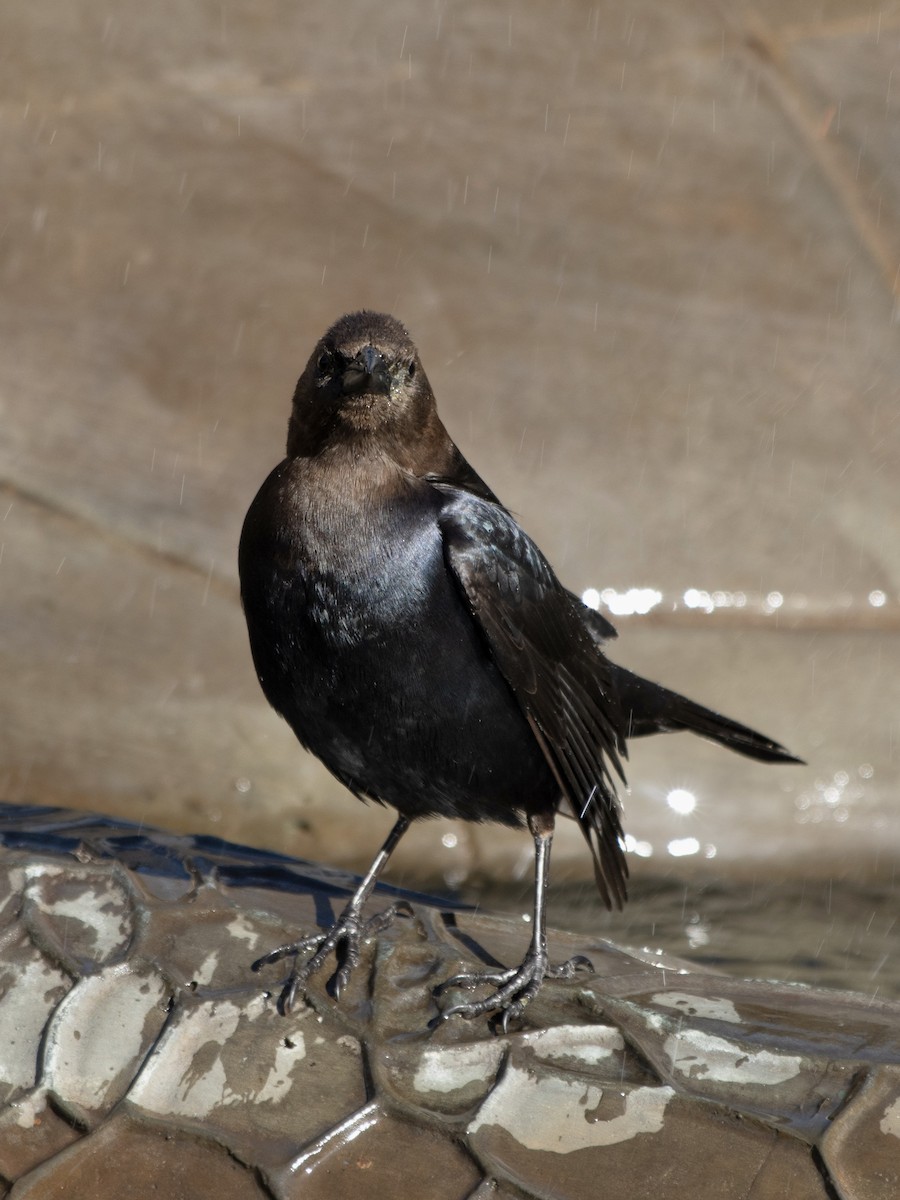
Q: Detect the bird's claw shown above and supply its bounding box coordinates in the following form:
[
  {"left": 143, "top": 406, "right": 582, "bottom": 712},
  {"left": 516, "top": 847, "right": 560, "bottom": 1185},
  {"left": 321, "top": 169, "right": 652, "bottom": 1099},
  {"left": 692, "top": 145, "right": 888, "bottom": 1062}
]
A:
[
  {"left": 360, "top": 898, "right": 414, "bottom": 937},
  {"left": 544, "top": 953, "right": 594, "bottom": 980},
  {"left": 251, "top": 931, "right": 326, "bottom": 972},
  {"left": 434, "top": 951, "right": 593, "bottom": 1028},
  {"left": 253, "top": 900, "right": 414, "bottom": 1013}
]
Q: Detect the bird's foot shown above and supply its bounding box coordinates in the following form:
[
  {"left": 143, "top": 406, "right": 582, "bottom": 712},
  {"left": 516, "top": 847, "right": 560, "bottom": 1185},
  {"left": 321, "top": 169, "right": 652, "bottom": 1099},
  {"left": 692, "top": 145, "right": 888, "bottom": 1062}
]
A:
[
  {"left": 253, "top": 899, "right": 413, "bottom": 1013},
  {"left": 435, "top": 951, "right": 593, "bottom": 1032}
]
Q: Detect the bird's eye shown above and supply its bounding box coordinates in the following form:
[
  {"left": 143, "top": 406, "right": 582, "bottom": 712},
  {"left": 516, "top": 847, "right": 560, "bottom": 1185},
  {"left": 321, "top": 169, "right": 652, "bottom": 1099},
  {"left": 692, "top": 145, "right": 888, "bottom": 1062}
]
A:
[
  {"left": 317, "top": 350, "right": 333, "bottom": 373},
  {"left": 407, "top": 360, "right": 416, "bottom": 378}
]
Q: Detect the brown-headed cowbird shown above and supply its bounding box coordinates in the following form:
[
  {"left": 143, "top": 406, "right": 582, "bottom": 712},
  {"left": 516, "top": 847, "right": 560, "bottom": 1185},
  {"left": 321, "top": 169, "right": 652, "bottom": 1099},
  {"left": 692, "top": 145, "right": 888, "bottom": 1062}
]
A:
[{"left": 239, "top": 310, "right": 800, "bottom": 1027}]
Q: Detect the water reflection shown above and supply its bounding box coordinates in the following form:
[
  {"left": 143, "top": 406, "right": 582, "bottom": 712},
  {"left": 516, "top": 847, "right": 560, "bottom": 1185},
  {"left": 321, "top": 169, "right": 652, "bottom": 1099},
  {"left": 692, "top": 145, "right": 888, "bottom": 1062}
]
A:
[
  {"left": 794, "top": 765, "right": 873, "bottom": 826},
  {"left": 581, "top": 585, "right": 896, "bottom": 621},
  {"left": 466, "top": 877, "right": 900, "bottom": 999}
]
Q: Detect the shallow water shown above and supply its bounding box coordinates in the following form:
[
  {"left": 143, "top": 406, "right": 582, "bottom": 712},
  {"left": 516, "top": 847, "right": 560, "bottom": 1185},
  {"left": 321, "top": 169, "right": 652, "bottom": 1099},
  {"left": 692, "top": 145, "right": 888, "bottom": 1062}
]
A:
[{"left": 463, "top": 873, "right": 900, "bottom": 1001}]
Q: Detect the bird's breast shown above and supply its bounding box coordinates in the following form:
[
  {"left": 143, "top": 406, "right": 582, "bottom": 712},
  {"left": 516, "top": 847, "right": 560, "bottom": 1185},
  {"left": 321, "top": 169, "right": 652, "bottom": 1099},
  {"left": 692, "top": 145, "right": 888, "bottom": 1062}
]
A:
[
  {"left": 238, "top": 455, "right": 556, "bottom": 821},
  {"left": 241, "top": 455, "right": 452, "bottom": 665}
]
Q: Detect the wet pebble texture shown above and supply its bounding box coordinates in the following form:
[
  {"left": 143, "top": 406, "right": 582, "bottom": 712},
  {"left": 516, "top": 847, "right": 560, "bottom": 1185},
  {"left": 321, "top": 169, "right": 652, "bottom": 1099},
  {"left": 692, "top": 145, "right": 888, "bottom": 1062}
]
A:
[{"left": 0, "top": 807, "right": 897, "bottom": 1198}]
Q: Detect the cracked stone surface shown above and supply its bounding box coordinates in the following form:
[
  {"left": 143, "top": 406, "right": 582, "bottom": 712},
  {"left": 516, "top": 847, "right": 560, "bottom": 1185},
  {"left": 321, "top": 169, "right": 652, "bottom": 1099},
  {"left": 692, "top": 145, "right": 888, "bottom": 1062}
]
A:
[
  {"left": 0, "top": 806, "right": 897, "bottom": 1198},
  {"left": 2, "top": 0, "right": 899, "bottom": 896}
]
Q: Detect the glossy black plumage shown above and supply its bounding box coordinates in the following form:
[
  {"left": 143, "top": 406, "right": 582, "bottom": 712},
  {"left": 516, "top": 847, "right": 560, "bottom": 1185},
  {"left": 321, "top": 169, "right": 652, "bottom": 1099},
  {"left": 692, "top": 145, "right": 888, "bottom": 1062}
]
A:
[{"left": 239, "top": 310, "right": 800, "bottom": 1025}]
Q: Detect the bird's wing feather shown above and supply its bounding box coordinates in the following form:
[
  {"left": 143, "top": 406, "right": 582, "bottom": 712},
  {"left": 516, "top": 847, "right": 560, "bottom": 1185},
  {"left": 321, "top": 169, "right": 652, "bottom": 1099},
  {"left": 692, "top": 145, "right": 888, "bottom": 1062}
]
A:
[
  {"left": 573, "top": 592, "right": 618, "bottom": 642},
  {"left": 436, "top": 486, "right": 629, "bottom": 909},
  {"left": 423, "top": 454, "right": 619, "bottom": 643}
]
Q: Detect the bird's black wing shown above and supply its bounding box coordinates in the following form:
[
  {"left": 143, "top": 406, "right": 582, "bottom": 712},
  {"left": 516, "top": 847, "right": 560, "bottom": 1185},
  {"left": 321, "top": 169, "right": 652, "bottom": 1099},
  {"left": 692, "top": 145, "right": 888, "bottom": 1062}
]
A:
[
  {"left": 424, "top": 454, "right": 619, "bottom": 643},
  {"left": 435, "top": 485, "right": 629, "bottom": 909},
  {"left": 575, "top": 596, "right": 618, "bottom": 642}
]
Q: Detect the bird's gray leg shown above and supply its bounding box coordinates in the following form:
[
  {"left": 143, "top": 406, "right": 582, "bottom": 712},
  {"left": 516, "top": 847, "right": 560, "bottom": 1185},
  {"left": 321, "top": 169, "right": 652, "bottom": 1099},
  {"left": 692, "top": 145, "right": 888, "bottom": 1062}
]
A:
[
  {"left": 253, "top": 814, "right": 412, "bottom": 1012},
  {"left": 436, "top": 811, "right": 593, "bottom": 1030}
]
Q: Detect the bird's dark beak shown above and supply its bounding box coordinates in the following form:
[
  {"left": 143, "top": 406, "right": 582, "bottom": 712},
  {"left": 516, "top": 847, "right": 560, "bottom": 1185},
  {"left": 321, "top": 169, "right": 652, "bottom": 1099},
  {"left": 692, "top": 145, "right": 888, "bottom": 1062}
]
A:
[{"left": 342, "top": 346, "right": 391, "bottom": 396}]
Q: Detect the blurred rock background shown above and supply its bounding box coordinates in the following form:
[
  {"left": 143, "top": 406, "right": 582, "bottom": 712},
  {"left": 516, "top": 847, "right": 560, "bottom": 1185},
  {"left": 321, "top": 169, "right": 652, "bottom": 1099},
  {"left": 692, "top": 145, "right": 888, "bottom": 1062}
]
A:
[{"left": 2, "top": 1, "right": 898, "bottom": 971}]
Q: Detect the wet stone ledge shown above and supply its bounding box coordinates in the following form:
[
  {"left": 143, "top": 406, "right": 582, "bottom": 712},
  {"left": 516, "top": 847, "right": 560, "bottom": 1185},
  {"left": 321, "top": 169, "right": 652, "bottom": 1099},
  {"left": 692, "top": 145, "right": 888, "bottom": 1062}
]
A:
[{"left": 0, "top": 805, "right": 897, "bottom": 1199}]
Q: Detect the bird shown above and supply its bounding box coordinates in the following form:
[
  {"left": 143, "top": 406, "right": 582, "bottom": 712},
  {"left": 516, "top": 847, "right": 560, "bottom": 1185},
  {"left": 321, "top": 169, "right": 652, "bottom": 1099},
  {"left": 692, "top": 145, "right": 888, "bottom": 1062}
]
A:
[{"left": 238, "top": 309, "right": 800, "bottom": 1027}]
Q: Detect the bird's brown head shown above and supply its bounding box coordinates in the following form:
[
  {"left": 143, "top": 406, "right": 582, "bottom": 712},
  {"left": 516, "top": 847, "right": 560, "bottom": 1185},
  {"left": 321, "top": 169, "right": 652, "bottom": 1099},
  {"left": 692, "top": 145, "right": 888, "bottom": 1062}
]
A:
[{"left": 287, "top": 311, "right": 443, "bottom": 462}]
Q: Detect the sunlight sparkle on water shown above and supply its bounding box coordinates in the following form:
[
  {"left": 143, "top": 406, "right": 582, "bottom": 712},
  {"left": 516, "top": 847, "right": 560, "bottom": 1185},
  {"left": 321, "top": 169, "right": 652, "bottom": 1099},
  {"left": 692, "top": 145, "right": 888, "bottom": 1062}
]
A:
[
  {"left": 683, "top": 588, "right": 713, "bottom": 612},
  {"left": 666, "top": 787, "right": 697, "bottom": 815},
  {"left": 582, "top": 586, "right": 662, "bottom": 615},
  {"left": 682, "top": 588, "right": 749, "bottom": 612},
  {"left": 686, "top": 918, "right": 711, "bottom": 948},
  {"left": 667, "top": 837, "right": 700, "bottom": 858},
  {"left": 794, "top": 767, "right": 869, "bottom": 824},
  {"left": 624, "top": 832, "right": 653, "bottom": 857}
]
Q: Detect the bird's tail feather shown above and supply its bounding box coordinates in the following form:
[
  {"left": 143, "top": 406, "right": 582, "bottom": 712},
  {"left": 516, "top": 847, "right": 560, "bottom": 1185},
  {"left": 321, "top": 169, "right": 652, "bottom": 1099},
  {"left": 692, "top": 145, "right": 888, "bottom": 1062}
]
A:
[{"left": 609, "top": 663, "right": 803, "bottom": 765}]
